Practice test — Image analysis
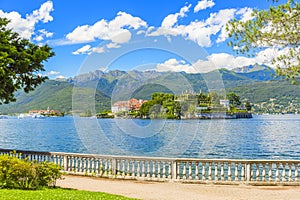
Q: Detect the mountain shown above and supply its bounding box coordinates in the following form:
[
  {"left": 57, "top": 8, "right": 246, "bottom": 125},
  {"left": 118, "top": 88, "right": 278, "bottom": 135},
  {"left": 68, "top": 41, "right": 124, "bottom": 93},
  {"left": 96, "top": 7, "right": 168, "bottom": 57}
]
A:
[
  {"left": 0, "top": 67, "right": 298, "bottom": 115},
  {"left": 0, "top": 80, "right": 110, "bottom": 115},
  {"left": 232, "top": 64, "right": 277, "bottom": 81},
  {"left": 228, "top": 80, "right": 300, "bottom": 113}
]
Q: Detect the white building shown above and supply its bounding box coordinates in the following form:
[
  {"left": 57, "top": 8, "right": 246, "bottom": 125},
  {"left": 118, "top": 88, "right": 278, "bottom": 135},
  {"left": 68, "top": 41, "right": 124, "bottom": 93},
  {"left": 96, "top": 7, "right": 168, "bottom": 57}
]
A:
[{"left": 220, "top": 99, "right": 230, "bottom": 110}]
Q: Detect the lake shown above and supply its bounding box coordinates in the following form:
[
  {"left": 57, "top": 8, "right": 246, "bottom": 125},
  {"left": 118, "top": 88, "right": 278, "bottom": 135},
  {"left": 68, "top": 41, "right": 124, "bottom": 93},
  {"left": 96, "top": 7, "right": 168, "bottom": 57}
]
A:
[{"left": 0, "top": 115, "right": 300, "bottom": 159}]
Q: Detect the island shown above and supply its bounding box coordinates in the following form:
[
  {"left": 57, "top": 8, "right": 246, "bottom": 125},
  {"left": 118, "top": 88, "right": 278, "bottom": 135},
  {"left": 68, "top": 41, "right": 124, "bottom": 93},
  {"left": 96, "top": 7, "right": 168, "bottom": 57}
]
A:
[{"left": 110, "top": 92, "right": 252, "bottom": 119}]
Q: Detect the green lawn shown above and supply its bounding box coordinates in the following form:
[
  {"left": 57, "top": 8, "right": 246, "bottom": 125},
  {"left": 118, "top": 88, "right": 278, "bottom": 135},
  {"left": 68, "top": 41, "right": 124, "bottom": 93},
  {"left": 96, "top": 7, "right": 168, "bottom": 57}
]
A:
[{"left": 0, "top": 188, "right": 138, "bottom": 200}]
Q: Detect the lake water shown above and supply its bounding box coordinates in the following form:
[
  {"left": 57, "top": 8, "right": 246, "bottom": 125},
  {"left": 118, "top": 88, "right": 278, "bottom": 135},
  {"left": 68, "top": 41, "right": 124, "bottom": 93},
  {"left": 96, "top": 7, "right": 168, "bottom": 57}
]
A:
[{"left": 0, "top": 115, "right": 300, "bottom": 159}]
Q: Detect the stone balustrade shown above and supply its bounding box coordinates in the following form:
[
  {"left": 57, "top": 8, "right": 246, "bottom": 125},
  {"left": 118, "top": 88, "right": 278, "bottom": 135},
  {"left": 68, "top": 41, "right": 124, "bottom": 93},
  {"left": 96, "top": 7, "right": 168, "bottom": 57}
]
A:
[{"left": 1, "top": 148, "right": 300, "bottom": 185}]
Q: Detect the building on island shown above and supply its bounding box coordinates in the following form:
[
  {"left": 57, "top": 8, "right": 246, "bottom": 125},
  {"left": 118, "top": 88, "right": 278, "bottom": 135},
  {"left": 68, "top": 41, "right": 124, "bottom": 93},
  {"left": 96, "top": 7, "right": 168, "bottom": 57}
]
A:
[
  {"left": 219, "top": 99, "right": 230, "bottom": 110},
  {"left": 111, "top": 98, "right": 146, "bottom": 113},
  {"left": 29, "top": 107, "right": 62, "bottom": 116}
]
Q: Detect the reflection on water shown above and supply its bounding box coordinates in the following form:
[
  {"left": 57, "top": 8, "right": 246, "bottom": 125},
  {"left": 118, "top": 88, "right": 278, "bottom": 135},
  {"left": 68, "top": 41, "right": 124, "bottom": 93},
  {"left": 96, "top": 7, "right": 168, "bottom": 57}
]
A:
[{"left": 0, "top": 115, "right": 300, "bottom": 159}]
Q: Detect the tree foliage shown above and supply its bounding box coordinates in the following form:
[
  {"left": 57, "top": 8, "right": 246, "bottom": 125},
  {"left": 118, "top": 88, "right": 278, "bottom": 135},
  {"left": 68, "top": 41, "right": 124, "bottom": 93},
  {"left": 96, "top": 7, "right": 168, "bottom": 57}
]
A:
[
  {"left": 0, "top": 18, "right": 54, "bottom": 104},
  {"left": 0, "top": 153, "right": 62, "bottom": 189},
  {"left": 226, "top": 0, "right": 300, "bottom": 82},
  {"left": 139, "top": 92, "right": 181, "bottom": 119},
  {"left": 226, "top": 92, "right": 241, "bottom": 107}
]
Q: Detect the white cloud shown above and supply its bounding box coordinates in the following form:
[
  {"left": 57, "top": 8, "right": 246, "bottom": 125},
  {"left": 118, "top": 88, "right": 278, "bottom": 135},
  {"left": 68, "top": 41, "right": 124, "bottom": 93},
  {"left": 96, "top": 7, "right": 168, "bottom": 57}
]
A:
[
  {"left": 72, "top": 45, "right": 92, "bottom": 55},
  {"left": 55, "top": 75, "right": 66, "bottom": 80},
  {"left": 34, "top": 29, "right": 53, "bottom": 41},
  {"left": 92, "top": 47, "right": 105, "bottom": 54},
  {"left": 156, "top": 59, "right": 197, "bottom": 73},
  {"left": 194, "top": 0, "right": 215, "bottom": 13},
  {"left": 66, "top": 11, "right": 147, "bottom": 44},
  {"left": 154, "top": 47, "right": 290, "bottom": 74},
  {"left": 34, "top": 35, "right": 44, "bottom": 42},
  {"left": 161, "top": 4, "right": 191, "bottom": 28},
  {"left": 106, "top": 42, "right": 121, "bottom": 49},
  {"left": 28, "top": 0, "right": 53, "bottom": 23},
  {"left": 216, "top": 7, "right": 253, "bottom": 43},
  {"left": 149, "top": 7, "right": 253, "bottom": 47},
  {"left": 72, "top": 45, "right": 108, "bottom": 55},
  {"left": 110, "top": 29, "right": 132, "bottom": 43},
  {"left": 48, "top": 70, "right": 60, "bottom": 75},
  {"left": 236, "top": 7, "right": 254, "bottom": 22},
  {"left": 0, "top": 1, "right": 53, "bottom": 39}
]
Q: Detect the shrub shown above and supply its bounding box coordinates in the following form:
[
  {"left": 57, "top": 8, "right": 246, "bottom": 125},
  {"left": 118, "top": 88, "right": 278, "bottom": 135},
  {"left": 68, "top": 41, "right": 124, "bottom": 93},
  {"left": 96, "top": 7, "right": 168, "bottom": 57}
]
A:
[{"left": 0, "top": 153, "right": 62, "bottom": 189}]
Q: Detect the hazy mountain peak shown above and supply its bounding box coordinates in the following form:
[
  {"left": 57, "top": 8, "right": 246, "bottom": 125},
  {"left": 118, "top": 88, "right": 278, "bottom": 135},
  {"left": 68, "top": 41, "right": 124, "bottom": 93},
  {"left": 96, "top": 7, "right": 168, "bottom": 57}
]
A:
[{"left": 232, "top": 64, "right": 270, "bottom": 73}]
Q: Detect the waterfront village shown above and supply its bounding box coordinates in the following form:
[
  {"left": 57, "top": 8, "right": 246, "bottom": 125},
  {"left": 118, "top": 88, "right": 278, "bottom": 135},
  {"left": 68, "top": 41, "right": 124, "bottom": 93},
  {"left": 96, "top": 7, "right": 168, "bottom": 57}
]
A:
[{"left": 18, "top": 107, "right": 64, "bottom": 118}]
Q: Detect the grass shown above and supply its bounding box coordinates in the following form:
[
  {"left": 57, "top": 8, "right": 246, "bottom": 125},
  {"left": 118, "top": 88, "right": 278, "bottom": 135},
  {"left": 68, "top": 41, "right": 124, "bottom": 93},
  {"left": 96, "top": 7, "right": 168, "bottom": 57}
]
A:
[{"left": 0, "top": 188, "right": 138, "bottom": 200}]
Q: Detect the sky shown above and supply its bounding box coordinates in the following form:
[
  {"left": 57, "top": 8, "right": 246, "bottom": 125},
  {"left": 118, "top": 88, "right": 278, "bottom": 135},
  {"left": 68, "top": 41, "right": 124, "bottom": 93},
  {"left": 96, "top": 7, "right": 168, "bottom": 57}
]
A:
[{"left": 0, "top": 0, "right": 287, "bottom": 79}]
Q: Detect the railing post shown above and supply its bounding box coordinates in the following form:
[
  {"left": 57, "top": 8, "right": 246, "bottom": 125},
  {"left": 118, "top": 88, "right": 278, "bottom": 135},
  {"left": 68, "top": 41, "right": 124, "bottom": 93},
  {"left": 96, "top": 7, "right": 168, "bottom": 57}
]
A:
[
  {"left": 112, "top": 158, "right": 117, "bottom": 176},
  {"left": 63, "top": 155, "right": 68, "bottom": 171},
  {"left": 246, "top": 163, "right": 251, "bottom": 182}
]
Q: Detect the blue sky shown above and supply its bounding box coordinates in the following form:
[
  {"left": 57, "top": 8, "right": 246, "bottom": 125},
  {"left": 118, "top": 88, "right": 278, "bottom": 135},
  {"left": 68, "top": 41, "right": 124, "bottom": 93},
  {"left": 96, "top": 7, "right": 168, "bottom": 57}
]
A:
[{"left": 0, "top": 0, "right": 285, "bottom": 79}]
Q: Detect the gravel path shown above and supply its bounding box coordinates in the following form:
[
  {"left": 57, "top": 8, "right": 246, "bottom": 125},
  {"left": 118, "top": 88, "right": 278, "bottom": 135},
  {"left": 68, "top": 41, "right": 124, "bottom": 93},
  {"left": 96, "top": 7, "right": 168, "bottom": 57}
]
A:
[{"left": 56, "top": 175, "right": 300, "bottom": 200}]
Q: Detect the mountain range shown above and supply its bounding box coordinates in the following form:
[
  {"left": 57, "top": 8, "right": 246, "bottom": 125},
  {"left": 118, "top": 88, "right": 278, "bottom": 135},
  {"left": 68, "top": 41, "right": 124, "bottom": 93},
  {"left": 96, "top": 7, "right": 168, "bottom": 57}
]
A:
[{"left": 1, "top": 64, "right": 299, "bottom": 114}]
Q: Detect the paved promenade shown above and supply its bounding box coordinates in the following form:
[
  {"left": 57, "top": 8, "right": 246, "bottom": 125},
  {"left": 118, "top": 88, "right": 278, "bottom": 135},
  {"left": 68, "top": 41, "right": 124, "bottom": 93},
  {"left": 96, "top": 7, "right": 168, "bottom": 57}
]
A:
[{"left": 57, "top": 175, "right": 300, "bottom": 200}]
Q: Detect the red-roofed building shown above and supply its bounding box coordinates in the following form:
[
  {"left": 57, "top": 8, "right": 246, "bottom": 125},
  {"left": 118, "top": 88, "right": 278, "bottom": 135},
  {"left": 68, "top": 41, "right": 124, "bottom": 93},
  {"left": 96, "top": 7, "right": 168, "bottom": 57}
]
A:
[{"left": 111, "top": 98, "right": 146, "bottom": 113}]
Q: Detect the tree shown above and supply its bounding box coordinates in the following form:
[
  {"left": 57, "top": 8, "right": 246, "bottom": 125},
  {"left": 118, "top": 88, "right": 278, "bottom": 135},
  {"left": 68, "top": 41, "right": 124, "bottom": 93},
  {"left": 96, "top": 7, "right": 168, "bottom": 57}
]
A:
[
  {"left": 226, "top": 0, "right": 300, "bottom": 83},
  {"left": 245, "top": 102, "right": 252, "bottom": 111},
  {"left": 227, "top": 92, "right": 241, "bottom": 107},
  {"left": 0, "top": 18, "right": 54, "bottom": 104}
]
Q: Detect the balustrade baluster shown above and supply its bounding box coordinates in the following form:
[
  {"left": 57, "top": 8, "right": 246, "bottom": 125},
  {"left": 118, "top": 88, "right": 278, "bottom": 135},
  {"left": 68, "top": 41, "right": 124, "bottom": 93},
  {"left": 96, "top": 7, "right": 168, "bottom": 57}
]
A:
[
  {"left": 147, "top": 161, "right": 151, "bottom": 178},
  {"left": 92, "top": 158, "right": 95, "bottom": 173},
  {"left": 228, "top": 163, "right": 232, "bottom": 181},
  {"left": 176, "top": 161, "right": 180, "bottom": 180},
  {"left": 295, "top": 164, "right": 299, "bottom": 182},
  {"left": 78, "top": 158, "right": 82, "bottom": 172},
  {"left": 262, "top": 164, "right": 266, "bottom": 181},
  {"left": 256, "top": 164, "right": 260, "bottom": 181},
  {"left": 108, "top": 160, "right": 112, "bottom": 176},
  {"left": 72, "top": 156, "right": 76, "bottom": 173},
  {"left": 241, "top": 164, "right": 245, "bottom": 181},
  {"left": 87, "top": 158, "right": 91, "bottom": 173},
  {"left": 275, "top": 164, "right": 279, "bottom": 182},
  {"left": 152, "top": 161, "right": 156, "bottom": 178},
  {"left": 183, "top": 162, "right": 186, "bottom": 180},
  {"left": 168, "top": 162, "right": 172, "bottom": 179},
  {"left": 126, "top": 160, "right": 130, "bottom": 177},
  {"left": 121, "top": 160, "right": 125, "bottom": 177},
  {"left": 78, "top": 158, "right": 81, "bottom": 172},
  {"left": 208, "top": 163, "right": 212, "bottom": 181},
  {"left": 141, "top": 161, "right": 145, "bottom": 178},
  {"left": 221, "top": 163, "right": 225, "bottom": 181},
  {"left": 288, "top": 164, "right": 292, "bottom": 182},
  {"left": 117, "top": 160, "right": 121, "bottom": 176},
  {"left": 202, "top": 163, "right": 206, "bottom": 181},
  {"left": 83, "top": 158, "right": 87, "bottom": 173},
  {"left": 157, "top": 162, "right": 160, "bottom": 179},
  {"left": 235, "top": 163, "right": 238, "bottom": 181},
  {"left": 215, "top": 163, "right": 218, "bottom": 181},
  {"left": 98, "top": 159, "right": 102, "bottom": 175},
  {"left": 268, "top": 164, "right": 272, "bottom": 182},
  {"left": 188, "top": 162, "right": 192, "bottom": 180},
  {"left": 74, "top": 157, "right": 78, "bottom": 173},
  {"left": 195, "top": 162, "right": 199, "bottom": 180},
  {"left": 282, "top": 163, "right": 286, "bottom": 182},
  {"left": 132, "top": 160, "right": 136, "bottom": 178},
  {"left": 101, "top": 159, "right": 104, "bottom": 175},
  {"left": 162, "top": 162, "right": 166, "bottom": 179}
]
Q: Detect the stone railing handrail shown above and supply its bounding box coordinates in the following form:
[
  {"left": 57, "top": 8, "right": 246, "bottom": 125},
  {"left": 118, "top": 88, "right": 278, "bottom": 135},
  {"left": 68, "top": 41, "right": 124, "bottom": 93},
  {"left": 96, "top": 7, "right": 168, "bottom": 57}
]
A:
[{"left": 1, "top": 148, "right": 300, "bottom": 185}]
